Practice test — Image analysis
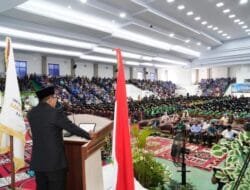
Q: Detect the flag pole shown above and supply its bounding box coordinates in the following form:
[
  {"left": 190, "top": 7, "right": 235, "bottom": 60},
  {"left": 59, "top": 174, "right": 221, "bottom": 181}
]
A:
[{"left": 10, "top": 136, "right": 15, "bottom": 190}]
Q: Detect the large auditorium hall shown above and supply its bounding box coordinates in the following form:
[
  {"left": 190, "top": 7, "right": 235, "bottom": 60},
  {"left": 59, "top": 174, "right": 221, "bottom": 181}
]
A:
[{"left": 0, "top": 0, "right": 249, "bottom": 190}]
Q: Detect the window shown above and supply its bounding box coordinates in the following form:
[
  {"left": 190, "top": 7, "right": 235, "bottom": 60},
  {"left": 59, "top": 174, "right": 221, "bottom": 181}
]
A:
[
  {"left": 48, "top": 63, "right": 60, "bottom": 76},
  {"left": 15, "top": 60, "right": 27, "bottom": 78}
]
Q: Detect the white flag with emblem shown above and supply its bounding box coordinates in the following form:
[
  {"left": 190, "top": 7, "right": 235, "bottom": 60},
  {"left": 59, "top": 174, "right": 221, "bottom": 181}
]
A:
[{"left": 0, "top": 37, "right": 26, "bottom": 172}]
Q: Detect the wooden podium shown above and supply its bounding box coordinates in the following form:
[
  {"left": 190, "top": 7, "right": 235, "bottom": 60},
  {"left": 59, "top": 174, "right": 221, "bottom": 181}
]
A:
[{"left": 64, "top": 114, "right": 113, "bottom": 190}]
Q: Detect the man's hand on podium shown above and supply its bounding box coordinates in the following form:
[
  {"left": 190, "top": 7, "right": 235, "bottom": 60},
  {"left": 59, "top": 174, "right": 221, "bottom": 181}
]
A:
[{"left": 89, "top": 131, "right": 97, "bottom": 140}]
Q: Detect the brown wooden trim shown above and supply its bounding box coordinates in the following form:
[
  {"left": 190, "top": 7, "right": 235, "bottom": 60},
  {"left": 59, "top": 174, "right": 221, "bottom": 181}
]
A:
[{"left": 64, "top": 121, "right": 113, "bottom": 190}]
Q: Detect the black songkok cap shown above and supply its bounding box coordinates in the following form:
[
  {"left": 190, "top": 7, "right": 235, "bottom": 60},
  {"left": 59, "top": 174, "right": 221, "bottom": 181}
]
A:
[{"left": 36, "top": 86, "right": 55, "bottom": 100}]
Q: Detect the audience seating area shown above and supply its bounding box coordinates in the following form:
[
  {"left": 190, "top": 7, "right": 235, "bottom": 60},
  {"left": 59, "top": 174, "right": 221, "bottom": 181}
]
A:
[
  {"left": 127, "top": 79, "right": 176, "bottom": 98},
  {"left": 0, "top": 74, "right": 249, "bottom": 190},
  {"left": 199, "top": 78, "right": 236, "bottom": 96}
]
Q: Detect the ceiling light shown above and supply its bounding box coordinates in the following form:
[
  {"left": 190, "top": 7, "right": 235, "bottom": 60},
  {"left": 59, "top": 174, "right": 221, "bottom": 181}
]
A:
[
  {"left": 216, "top": 2, "right": 224, "bottom": 7},
  {"left": 119, "top": 12, "right": 126, "bottom": 18},
  {"left": 222, "top": 33, "right": 227, "bottom": 36},
  {"left": 80, "top": 55, "right": 117, "bottom": 63},
  {"left": 186, "top": 11, "right": 194, "bottom": 16},
  {"left": 171, "top": 45, "right": 200, "bottom": 57},
  {"left": 68, "top": 5, "right": 71, "bottom": 9},
  {"left": 154, "top": 57, "right": 188, "bottom": 65},
  {"left": 185, "top": 39, "right": 190, "bottom": 43},
  {"left": 126, "top": 61, "right": 140, "bottom": 66},
  {"left": 18, "top": 1, "right": 114, "bottom": 33},
  {"left": 16, "top": 0, "right": 200, "bottom": 57},
  {"left": 169, "top": 33, "right": 175, "bottom": 37},
  {"left": 0, "top": 41, "right": 82, "bottom": 57},
  {"left": 245, "top": 29, "right": 250, "bottom": 32},
  {"left": 196, "top": 42, "right": 201, "bottom": 46},
  {"left": 242, "top": 25, "right": 248, "bottom": 29},
  {"left": 238, "top": 21, "right": 244, "bottom": 25},
  {"left": 207, "top": 25, "right": 213, "bottom": 29},
  {"left": 92, "top": 47, "right": 142, "bottom": 59},
  {"left": 234, "top": 19, "right": 240, "bottom": 23},
  {"left": 223, "top": 9, "right": 231, "bottom": 13},
  {"left": 248, "top": 33, "right": 250, "bottom": 35},
  {"left": 112, "top": 30, "right": 199, "bottom": 57},
  {"left": 239, "top": 0, "right": 248, "bottom": 5},
  {"left": 123, "top": 52, "right": 142, "bottom": 59},
  {"left": 177, "top": 5, "right": 185, "bottom": 10},
  {"left": 226, "top": 36, "right": 231, "bottom": 39},
  {"left": 80, "top": 0, "right": 87, "bottom": 3},
  {"left": 229, "top": 14, "right": 236, "bottom": 18},
  {"left": 166, "top": 0, "right": 175, "bottom": 3},
  {"left": 142, "top": 56, "right": 153, "bottom": 61},
  {"left": 141, "top": 62, "right": 154, "bottom": 67},
  {"left": 154, "top": 64, "right": 168, "bottom": 68},
  {"left": 112, "top": 30, "right": 171, "bottom": 51},
  {"left": 218, "top": 30, "right": 223, "bottom": 33},
  {"left": 213, "top": 27, "right": 218, "bottom": 31},
  {"left": 201, "top": 21, "right": 207, "bottom": 25},
  {"left": 207, "top": 46, "right": 211, "bottom": 50},
  {"left": 0, "top": 26, "right": 95, "bottom": 49},
  {"left": 194, "top": 17, "right": 201, "bottom": 21}
]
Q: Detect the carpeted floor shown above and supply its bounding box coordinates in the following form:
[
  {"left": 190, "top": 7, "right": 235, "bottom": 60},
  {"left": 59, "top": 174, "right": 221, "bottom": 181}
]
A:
[
  {"left": 146, "top": 136, "right": 226, "bottom": 171},
  {"left": 0, "top": 135, "right": 35, "bottom": 190},
  {"left": 0, "top": 135, "right": 225, "bottom": 189}
]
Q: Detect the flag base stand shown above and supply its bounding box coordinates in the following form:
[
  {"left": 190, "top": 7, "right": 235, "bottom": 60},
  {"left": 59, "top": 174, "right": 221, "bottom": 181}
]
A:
[{"left": 10, "top": 136, "right": 15, "bottom": 190}]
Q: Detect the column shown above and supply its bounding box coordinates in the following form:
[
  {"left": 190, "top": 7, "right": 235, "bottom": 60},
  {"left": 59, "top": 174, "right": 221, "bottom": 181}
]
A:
[
  {"left": 41, "top": 56, "right": 47, "bottom": 75},
  {"left": 71, "top": 58, "right": 76, "bottom": 77},
  {"left": 129, "top": 66, "right": 133, "bottom": 80},
  {"left": 93, "top": 63, "right": 98, "bottom": 77},
  {"left": 195, "top": 69, "right": 199, "bottom": 84}
]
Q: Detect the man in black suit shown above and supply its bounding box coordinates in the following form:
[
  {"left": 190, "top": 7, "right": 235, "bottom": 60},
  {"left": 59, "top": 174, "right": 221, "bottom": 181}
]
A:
[{"left": 27, "top": 86, "right": 94, "bottom": 190}]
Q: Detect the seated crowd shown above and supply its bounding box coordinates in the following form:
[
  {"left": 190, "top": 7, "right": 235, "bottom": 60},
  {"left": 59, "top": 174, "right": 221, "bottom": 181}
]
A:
[
  {"left": 199, "top": 77, "right": 236, "bottom": 96},
  {"left": 127, "top": 79, "right": 176, "bottom": 98},
  {"left": 0, "top": 74, "right": 249, "bottom": 147}
]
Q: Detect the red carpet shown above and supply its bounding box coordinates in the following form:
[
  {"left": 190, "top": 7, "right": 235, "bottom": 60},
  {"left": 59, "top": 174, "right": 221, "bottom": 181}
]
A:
[{"left": 146, "top": 136, "right": 226, "bottom": 171}]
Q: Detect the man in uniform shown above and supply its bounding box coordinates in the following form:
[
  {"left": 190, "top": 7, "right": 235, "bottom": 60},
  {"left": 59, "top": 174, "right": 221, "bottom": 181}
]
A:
[{"left": 28, "top": 86, "right": 95, "bottom": 190}]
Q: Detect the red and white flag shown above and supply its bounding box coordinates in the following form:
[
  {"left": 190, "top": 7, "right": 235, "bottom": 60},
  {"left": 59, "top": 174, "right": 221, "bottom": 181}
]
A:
[{"left": 112, "top": 49, "right": 135, "bottom": 190}]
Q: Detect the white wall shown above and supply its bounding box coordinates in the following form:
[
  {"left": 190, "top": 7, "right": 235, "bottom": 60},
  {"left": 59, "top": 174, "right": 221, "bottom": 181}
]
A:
[
  {"left": 47, "top": 57, "right": 71, "bottom": 76},
  {"left": 158, "top": 68, "right": 168, "bottom": 81},
  {"left": 199, "top": 68, "right": 208, "bottom": 81},
  {"left": 234, "top": 65, "right": 250, "bottom": 83},
  {"left": 124, "top": 66, "right": 130, "bottom": 80},
  {"left": 75, "top": 61, "right": 94, "bottom": 78},
  {"left": 132, "top": 67, "right": 143, "bottom": 79},
  {"left": 229, "top": 65, "right": 250, "bottom": 83},
  {"left": 145, "top": 67, "right": 156, "bottom": 80},
  {"left": 229, "top": 65, "right": 239, "bottom": 79},
  {"left": 98, "top": 64, "right": 113, "bottom": 78},
  {"left": 211, "top": 66, "right": 228, "bottom": 79},
  {"left": 168, "top": 66, "right": 192, "bottom": 85},
  {"left": 0, "top": 51, "right": 42, "bottom": 74},
  {"left": 191, "top": 69, "right": 196, "bottom": 84}
]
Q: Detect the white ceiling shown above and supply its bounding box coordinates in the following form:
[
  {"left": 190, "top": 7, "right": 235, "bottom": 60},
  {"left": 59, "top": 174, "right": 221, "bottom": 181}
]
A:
[
  {"left": 0, "top": 0, "right": 27, "bottom": 12},
  {"left": 0, "top": 0, "right": 250, "bottom": 67}
]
